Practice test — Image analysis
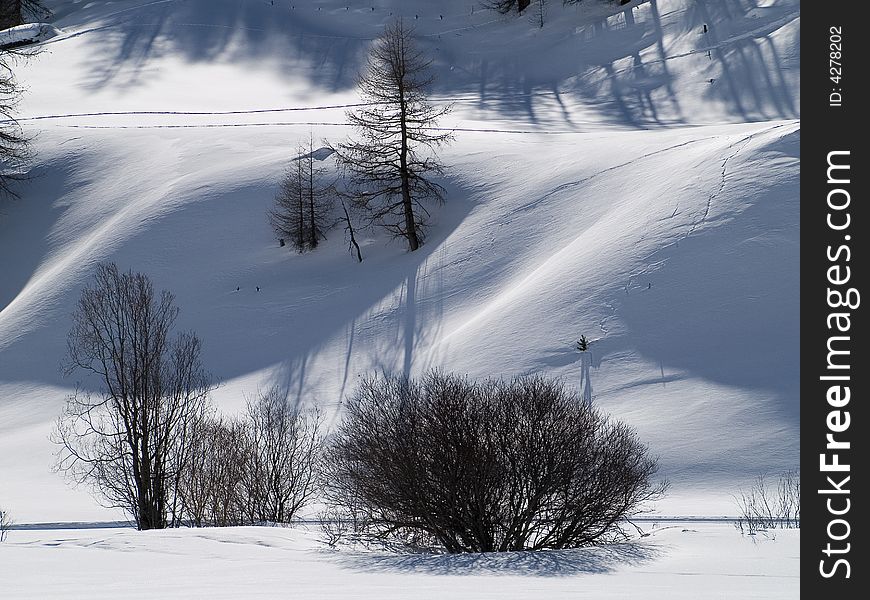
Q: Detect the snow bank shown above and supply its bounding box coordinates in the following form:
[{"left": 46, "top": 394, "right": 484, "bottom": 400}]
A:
[{"left": 0, "top": 23, "right": 61, "bottom": 49}]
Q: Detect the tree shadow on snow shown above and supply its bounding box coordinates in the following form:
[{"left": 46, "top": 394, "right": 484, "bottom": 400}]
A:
[
  {"left": 685, "top": 0, "right": 799, "bottom": 121},
  {"left": 54, "top": 0, "right": 797, "bottom": 126},
  {"left": 333, "top": 541, "right": 663, "bottom": 577}
]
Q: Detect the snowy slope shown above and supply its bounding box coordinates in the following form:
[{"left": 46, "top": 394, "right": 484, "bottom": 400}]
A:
[{"left": 0, "top": 0, "right": 799, "bottom": 522}]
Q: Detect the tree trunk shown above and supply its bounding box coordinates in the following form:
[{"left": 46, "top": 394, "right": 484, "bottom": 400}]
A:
[
  {"left": 518, "top": 0, "right": 531, "bottom": 13},
  {"left": 308, "top": 152, "right": 317, "bottom": 249},
  {"left": 297, "top": 167, "right": 304, "bottom": 251},
  {"left": 398, "top": 80, "right": 420, "bottom": 251},
  {"left": 342, "top": 201, "right": 363, "bottom": 262}
]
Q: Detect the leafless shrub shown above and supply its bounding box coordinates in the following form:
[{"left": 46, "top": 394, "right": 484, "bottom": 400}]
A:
[
  {"left": 318, "top": 504, "right": 371, "bottom": 549},
  {"left": 0, "top": 506, "right": 12, "bottom": 542},
  {"left": 734, "top": 469, "right": 800, "bottom": 534},
  {"left": 176, "top": 387, "right": 325, "bottom": 527},
  {"left": 176, "top": 414, "right": 250, "bottom": 527},
  {"left": 326, "top": 371, "right": 667, "bottom": 553},
  {"left": 242, "top": 387, "right": 324, "bottom": 524},
  {"left": 53, "top": 263, "right": 214, "bottom": 530}
]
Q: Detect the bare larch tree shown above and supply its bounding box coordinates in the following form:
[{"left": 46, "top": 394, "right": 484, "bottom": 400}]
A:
[
  {"left": 338, "top": 19, "right": 451, "bottom": 252},
  {"left": 270, "top": 136, "right": 332, "bottom": 253},
  {"left": 54, "top": 263, "right": 214, "bottom": 530}
]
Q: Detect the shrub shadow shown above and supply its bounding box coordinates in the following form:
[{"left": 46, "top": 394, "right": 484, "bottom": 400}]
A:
[{"left": 333, "top": 541, "right": 662, "bottom": 577}]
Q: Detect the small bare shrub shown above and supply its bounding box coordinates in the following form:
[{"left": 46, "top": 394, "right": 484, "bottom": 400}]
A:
[
  {"left": 734, "top": 469, "right": 800, "bottom": 534},
  {"left": 176, "top": 387, "right": 325, "bottom": 527},
  {"left": 0, "top": 507, "right": 11, "bottom": 541}
]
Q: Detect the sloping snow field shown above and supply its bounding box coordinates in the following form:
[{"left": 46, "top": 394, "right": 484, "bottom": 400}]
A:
[{"left": 1, "top": 0, "right": 798, "bottom": 595}]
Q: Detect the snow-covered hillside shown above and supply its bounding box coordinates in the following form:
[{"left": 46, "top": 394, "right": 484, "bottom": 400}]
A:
[{"left": 0, "top": 0, "right": 799, "bottom": 523}]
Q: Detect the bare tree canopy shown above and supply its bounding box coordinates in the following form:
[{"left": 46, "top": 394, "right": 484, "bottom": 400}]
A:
[
  {"left": 337, "top": 18, "right": 451, "bottom": 252},
  {"left": 176, "top": 413, "right": 250, "bottom": 527},
  {"left": 326, "top": 371, "right": 667, "bottom": 553},
  {"left": 0, "top": 51, "right": 30, "bottom": 200},
  {"left": 54, "top": 263, "right": 214, "bottom": 530}
]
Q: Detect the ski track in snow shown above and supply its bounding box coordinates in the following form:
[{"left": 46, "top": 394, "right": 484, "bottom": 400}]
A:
[{"left": 686, "top": 122, "right": 791, "bottom": 237}]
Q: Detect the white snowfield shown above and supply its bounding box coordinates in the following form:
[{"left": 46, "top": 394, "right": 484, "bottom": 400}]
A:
[
  {"left": 1, "top": 0, "right": 798, "bottom": 595},
  {"left": 0, "top": 523, "right": 798, "bottom": 599}
]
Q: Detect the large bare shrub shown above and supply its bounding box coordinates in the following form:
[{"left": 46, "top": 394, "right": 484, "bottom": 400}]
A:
[
  {"left": 326, "top": 371, "right": 666, "bottom": 553},
  {"left": 54, "top": 263, "right": 214, "bottom": 530}
]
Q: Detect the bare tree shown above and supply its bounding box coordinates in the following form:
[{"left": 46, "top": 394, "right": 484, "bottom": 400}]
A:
[
  {"left": 337, "top": 19, "right": 451, "bottom": 252},
  {"left": 0, "top": 51, "right": 30, "bottom": 201},
  {"left": 53, "top": 263, "right": 214, "bottom": 530},
  {"left": 339, "top": 200, "right": 363, "bottom": 262},
  {"left": 776, "top": 468, "right": 800, "bottom": 528},
  {"left": 176, "top": 414, "right": 250, "bottom": 527},
  {"left": 327, "top": 371, "right": 666, "bottom": 553},
  {"left": 0, "top": 506, "right": 11, "bottom": 542},
  {"left": 270, "top": 136, "right": 333, "bottom": 253},
  {"left": 241, "top": 387, "right": 324, "bottom": 524},
  {"left": 482, "top": 0, "right": 532, "bottom": 13},
  {"left": 0, "top": 1, "right": 51, "bottom": 29}
]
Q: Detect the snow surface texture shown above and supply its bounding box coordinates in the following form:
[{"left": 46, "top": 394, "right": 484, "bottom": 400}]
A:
[
  {"left": 1, "top": 0, "right": 799, "bottom": 527},
  {"left": 0, "top": 523, "right": 798, "bottom": 599}
]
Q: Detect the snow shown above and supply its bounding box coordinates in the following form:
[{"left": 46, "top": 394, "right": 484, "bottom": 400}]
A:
[
  {"left": 0, "top": 0, "right": 798, "bottom": 584},
  {"left": 0, "top": 23, "right": 61, "bottom": 49},
  {"left": 0, "top": 522, "right": 799, "bottom": 599}
]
